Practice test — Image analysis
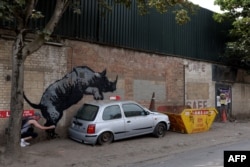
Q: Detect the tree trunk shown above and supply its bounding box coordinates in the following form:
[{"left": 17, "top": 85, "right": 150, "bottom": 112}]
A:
[
  {"left": 4, "top": 32, "right": 25, "bottom": 159},
  {"left": 2, "top": 0, "right": 70, "bottom": 161}
]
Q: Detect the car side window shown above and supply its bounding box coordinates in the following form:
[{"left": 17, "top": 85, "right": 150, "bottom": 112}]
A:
[
  {"left": 102, "top": 105, "right": 122, "bottom": 120},
  {"left": 122, "top": 103, "right": 145, "bottom": 117}
]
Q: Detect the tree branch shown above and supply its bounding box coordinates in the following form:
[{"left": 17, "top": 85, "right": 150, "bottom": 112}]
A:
[
  {"left": 22, "top": 0, "right": 71, "bottom": 60},
  {"left": 24, "top": 0, "right": 38, "bottom": 27}
]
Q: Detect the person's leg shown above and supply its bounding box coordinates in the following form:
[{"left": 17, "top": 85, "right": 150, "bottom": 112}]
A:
[
  {"left": 21, "top": 131, "right": 38, "bottom": 147},
  {"left": 22, "top": 136, "right": 32, "bottom": 145}
]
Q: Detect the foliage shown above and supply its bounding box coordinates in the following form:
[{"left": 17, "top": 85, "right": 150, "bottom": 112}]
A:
[
  {"left": 0, "top": 0, "right": 198, "bottom": 26},
  {"left": 0, "top": 0, "right": 43, "bottom": 21},
  {"left": 214, "top": 0, "right": 250, "bottom": 69},
  {"left": 111, "top": 0, "right": 199, "bottom": 24}
]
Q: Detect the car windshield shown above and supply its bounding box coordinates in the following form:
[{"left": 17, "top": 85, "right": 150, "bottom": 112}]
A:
[{"left": 75, "top": 104, "right": 99, "bottom": 121}]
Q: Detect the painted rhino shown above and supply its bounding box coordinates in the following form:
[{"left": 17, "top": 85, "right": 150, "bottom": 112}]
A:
[{"left": 24, "top": 66, "right": 118, "bottom": 138}]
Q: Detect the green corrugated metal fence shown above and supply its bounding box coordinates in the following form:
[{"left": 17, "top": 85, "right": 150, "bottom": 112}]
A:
[{"left": 0, "top": 0, "right": 230, "bottom": 62}]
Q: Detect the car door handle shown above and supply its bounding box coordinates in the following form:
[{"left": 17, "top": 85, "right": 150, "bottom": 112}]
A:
[{"left": 127, "top": 120, "right": 131, "bottom": 123}]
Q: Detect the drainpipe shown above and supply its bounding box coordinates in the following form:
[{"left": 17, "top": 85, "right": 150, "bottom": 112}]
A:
[{"left": 183, "top": 61, "right": 188, "bottom": 106}]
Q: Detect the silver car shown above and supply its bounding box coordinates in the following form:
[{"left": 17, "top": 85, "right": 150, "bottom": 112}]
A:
[{"left": 68, "top": 100, "right": 170, "bottom": 145}]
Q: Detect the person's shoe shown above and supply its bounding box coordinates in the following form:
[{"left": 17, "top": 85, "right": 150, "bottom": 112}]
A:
[
  {"left": 24, "top": 141, "right": 30, "bottom": 146},
  {"left": 20, "top": 139, "right": 26, "bottom": 147},
  {"left": 21, "top": 138, "right": 30, "bottom": 146}
]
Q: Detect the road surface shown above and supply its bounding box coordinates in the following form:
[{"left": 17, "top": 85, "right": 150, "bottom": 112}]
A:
[{"left": 126, "top": 139, "right": 250, "bottom": 167}]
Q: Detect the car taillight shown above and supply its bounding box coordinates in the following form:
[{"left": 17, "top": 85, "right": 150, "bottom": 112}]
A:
[{"left": 87, "top": 124, "right": 96, "bottom": 134}]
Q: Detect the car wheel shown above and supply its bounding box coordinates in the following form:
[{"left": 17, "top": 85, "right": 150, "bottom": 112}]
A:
[
  {"left": 97, "top": 132, "right": 114, "bottom": 145},
  {"left": 153, "top": 123, "right": 166, "bottom": 138}
]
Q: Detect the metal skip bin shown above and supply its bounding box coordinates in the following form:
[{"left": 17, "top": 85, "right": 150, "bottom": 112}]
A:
[{"left": 157, "top": 106, "right": 218, "bottom": 134}]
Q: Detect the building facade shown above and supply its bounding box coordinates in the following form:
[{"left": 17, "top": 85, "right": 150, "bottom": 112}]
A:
[{"left": 1, "top": 29, "right": 250, "bottom": 140}]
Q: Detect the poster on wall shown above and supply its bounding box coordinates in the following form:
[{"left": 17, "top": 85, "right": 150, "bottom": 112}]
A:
[
  {"left": 0, "top": 110, "right": 34, "bottom": 118},
  {"left": 216, "top": 88, "right": 231, "bottom": 107}
]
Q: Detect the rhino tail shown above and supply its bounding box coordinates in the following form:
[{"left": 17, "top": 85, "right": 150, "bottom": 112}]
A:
[{"left": 23, "top": 93, "right": 42, "bottom": 109}]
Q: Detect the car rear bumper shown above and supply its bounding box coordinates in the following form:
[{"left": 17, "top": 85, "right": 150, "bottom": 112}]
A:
[{"left": 68, "top": 127, "right": 98, "bottom": 145}]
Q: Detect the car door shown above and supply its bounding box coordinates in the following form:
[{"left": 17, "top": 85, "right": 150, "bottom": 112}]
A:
[
  {"left": 101, "top": 105, "right": 126, "bottom": 140},
  {"left": 122, "top": 103, "right": 154, "bottom": 137}
]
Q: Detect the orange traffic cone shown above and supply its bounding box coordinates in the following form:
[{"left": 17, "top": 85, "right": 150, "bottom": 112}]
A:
[
  {"left": 221, "top": 107, "right": 227, "bottom": 122},
  {"left": 149, "top": 92, "right": 155, "bottom": 111}
]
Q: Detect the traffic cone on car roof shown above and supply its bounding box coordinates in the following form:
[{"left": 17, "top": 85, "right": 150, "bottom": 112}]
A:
[{"left": 149, "top": 92, "right": 155, "bottom": 111}]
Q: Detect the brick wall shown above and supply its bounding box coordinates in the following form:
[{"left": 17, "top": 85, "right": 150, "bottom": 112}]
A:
[
  {"left": 0, "top": 35, "right": 68, "bottom": 138},
  {"left": 65, "top": 40, "right": 185, "bottom": 106},
  {"left": 0, "top": 38, "right": 12, "bottom": 109},
  {"left": 0, "top": 37, "right": 185, "bottom": 138}
]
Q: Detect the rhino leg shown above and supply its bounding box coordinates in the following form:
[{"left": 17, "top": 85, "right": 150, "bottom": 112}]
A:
[
  {"left": 85, "top": 87, "right": 103, "bottom": 100},
  {"left": 43, "top": 106, "right": 62, "bottom": 139}
]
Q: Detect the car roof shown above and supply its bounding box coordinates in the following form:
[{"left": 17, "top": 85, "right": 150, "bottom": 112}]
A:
[{"left": 85, "top": 100, "right": 137, "bottom": 107}]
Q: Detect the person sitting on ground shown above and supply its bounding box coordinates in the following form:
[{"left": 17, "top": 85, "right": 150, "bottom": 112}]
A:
[{"left": 20, "top": 112, "right": 55, "bottom": 147}]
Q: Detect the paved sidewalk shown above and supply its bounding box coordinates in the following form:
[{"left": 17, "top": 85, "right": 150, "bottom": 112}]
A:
[{"left": 1, "top": 120, "right": 250, "bottom": 167}]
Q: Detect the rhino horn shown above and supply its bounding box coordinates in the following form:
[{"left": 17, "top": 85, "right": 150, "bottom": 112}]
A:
[
  {"left": 114, "top": 75, "right": 118, "bottom": 84},
  {"left": 113, "top": 75, "right": 118, "bottom": 86}
]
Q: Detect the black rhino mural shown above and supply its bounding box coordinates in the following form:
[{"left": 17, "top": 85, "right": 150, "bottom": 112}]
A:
[{"left": 24, "top": 66, "right": 118, "bottom": 138}]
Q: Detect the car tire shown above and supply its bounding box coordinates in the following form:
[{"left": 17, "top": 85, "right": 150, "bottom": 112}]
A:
[
  {"left": 153, "top": 122, "right": 166, "bottom": 138},
  {"left": 97, "top": 132, "right": 114, "bottom": 145}
]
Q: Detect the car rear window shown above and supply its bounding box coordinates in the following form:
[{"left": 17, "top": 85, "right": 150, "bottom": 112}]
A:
[{"left": 75, "top": 104, "right": 99, "bottom": 121}]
